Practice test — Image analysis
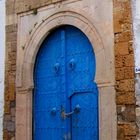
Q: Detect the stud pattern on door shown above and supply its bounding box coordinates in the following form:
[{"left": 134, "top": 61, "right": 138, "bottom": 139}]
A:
[{"left": 34, "top": 25, "right": 99, "bottom": 140}]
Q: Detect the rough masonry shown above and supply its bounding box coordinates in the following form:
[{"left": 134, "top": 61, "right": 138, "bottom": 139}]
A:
[{"left": 114, "top": 0, "right": 136, "bottom": 140}]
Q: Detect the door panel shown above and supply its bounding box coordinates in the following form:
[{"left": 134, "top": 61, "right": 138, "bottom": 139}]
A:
[
  {"left": 34, "top": 25, "right": 98, "bottom": 140},
  {"left": 71, "top": 88, "right": 98, "bottom": 140},
  {"left": 34, "top": 28, "right": 67, "bottom": 140},
  {"left": 65, "top": 26, "right": 96, "bottom": 97}
]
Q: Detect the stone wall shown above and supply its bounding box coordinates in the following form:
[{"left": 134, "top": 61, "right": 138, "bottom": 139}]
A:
[
  {"left": 4, "top": 0, "right": 136, "bottom": 140},
  {"left": 113, "top": 0, "right": 136, "bottom": 140},
  {"left": 4, "top": 24, "right": 17, "bottom": 140}
]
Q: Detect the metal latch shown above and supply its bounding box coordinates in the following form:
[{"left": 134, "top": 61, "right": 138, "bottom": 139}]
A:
[{"left": 61, "top": 104, "right": 81, "bottom": 119}]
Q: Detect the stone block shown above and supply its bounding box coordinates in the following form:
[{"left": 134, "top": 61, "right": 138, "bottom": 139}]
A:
[
  {"left": 113, "top": 0, "right": 123, "bottom": 12},
  {"left": 115, "top": 67, "right": 134, "bottom": 80},
  {"left": 117, "top": 105, "right": 136, "bottom": 122},
  {"left": 11, "top": 108, "right": 15, "bottom": 117},
  {"left": 123, "top": 54, "right": 134, "bottom": 67},
  {"left": 11, "top": 42, "right": 17, "bottom": 52},
  {"left": 124, "top": 123, "right": 137, "bottom": 136},
  {"left": 9, "top": 83, "right": 15, "bottom": 101},
  {"left": 118, "top": 123, "right": 136, "bottom": 139},
  {"left": 122, "top": 23, "right": 132, "bottom": 32},
  {"left": 4, "top": 101, "right": 10, "bottom": 114},
  {"left": 116, "top": 67, "right": 125, "bottom": 80},
  {"left": 4, "top": 115, "right": 11, "bottom": 121},
  {"left": 118, "top": 125, "right": 125, "bottom": 140},
  {"left": 115, "top": 31, "right": 132, "bottom": 43},
  {"left": 115, "top": 42, "right": 129, "bottom": 56},
  {"left": 6, "top": 121, "right": 15, "bottom": 132},
  {"left": 114, "top": 17, "right": 122, "bottom": 33},
  {"left": 124, "top": 67, "right": 134, "bottom": 79},
  {"left": 113, "top": 10, "right": 127, "bottom": 34},
  {"left": 115, "top": 55, "right": 123, "bottom": 68},
  {"left": 6, "top": 32, "right": 17, "bottom": 42},
  {"left": 116, "top": 79, "right": 135, "bottom": 92},
  {"left": 6, "top": 24, "right": 17, "bottom": 33},
  {"left": 116, "top": 92, "right": 135, "bottom": 105},
  {"left": 3, "top": 130, "right": 10, "bottom": 140}
]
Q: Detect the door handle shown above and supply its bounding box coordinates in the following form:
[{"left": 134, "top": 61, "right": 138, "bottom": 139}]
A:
[{"left": 61, "top": 104, "right": 81, "bottom": 119}]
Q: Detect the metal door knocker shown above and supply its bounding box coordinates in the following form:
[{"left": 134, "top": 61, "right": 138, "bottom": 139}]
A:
[
  {"left": 51, "top": 107, "right": 57, "bottom": 115},
  {"left": 54, "top": 63, "right": 60, "bottom": 73},
  {"left": 69, "top": 59, "right": 75, "bottom": 70}
]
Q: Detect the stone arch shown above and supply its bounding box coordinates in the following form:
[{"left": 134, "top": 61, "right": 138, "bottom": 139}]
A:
[
  {"left": 16, "top": 9, "right": 113, "bottom": 89},
  {"left": 16, "top": 8, "right": 116, "bottom": 140}
]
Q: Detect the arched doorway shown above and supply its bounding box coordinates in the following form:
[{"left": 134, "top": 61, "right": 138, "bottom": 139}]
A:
[{"left": 33, "top": 25, "right": 99, "bottom": 140}]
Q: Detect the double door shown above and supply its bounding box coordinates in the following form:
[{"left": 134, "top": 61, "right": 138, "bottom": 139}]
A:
[{"left": 33, "top": 25, "right": 98, "bottom": 140}]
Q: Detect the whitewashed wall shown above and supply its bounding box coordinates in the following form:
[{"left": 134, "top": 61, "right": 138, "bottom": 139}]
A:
[
  {"left": 132, "top": 0, "right": 140, "bottom": 139},
  {"left": 0, "top": 0, "right": 5, "bottom": 139},
  {"left": 132, "top": 0, "right": 140, "bottom": 73}
]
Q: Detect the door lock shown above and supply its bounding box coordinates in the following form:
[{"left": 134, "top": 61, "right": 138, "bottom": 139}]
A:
[{"left": 61, "top": 104, "right": 81, "bottom": 119}]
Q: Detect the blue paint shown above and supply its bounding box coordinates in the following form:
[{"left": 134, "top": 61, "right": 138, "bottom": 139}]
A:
[{"left": 33, "top": 25, "right": 98, "bottom": 140}]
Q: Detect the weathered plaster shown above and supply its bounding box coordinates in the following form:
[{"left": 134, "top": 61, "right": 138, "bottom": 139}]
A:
[
  {"left": 16, "top": 0, "right": 116, "bottom": 140},
  {"left": 0, "top": 0, "right": 5, "bottom": 139},
  {"left": 132, "top": 0, "right": 140, "bottom": 139},
  {"left": 132, "top": 0, "right": 140, "bottom": 74}
]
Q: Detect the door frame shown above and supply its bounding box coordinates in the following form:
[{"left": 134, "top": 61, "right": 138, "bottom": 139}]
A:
[{"left": 16, "top": 9, "right": 116, "bottom": 140}]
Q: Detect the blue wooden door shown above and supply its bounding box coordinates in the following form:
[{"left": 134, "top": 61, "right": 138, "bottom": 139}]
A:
[{"left": 34, "top": 25, "right": 98, "bottom": 140}]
